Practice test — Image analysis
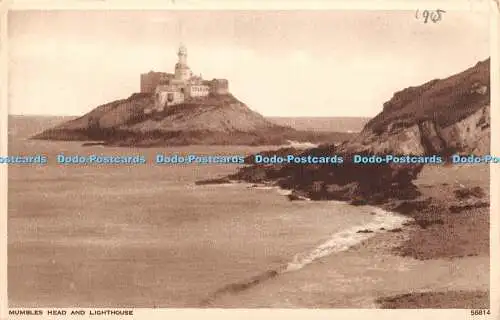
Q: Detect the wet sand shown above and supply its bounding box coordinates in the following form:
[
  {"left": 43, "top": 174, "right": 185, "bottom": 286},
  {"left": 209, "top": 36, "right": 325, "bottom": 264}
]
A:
[{"left": 203, "top": 165, "right": 490, "bottom": 308}]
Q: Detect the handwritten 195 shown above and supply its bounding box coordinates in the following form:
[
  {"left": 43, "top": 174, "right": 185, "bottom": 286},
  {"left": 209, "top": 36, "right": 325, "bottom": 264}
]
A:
[{"left": 415, "top": 9, "right": 446, "bottom": 23}]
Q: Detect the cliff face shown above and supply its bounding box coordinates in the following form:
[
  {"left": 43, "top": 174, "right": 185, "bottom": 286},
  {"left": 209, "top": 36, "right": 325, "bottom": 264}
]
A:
[
  {"left": 347, "top": 59, "right": 490, "bottom": 155},
  {"left": 224, "top": 58, "right": 491, "bottom": 204}
]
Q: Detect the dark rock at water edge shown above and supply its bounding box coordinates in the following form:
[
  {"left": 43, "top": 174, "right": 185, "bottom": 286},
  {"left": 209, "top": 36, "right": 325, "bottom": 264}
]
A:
[
  {"left": 287, "top": 190, "right": 310, "bottom": 201},
  {"left": 230, "top": 145, "right": 425, "bottom": 205},
  {"left": 449, "top": 201, "right": 489, "bottom": 213},
  {"left": 356, "top": 229, "right": 374, "bottom": 234},
  {"left": 454, "top": 186, "right": 486, "bottom": 199},
  {"left": 195, "top": 176, "right": 232, "bottom": 185}
]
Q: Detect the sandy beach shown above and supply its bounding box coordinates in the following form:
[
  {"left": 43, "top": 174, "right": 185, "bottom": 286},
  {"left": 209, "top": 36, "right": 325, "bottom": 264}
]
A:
[{"left": 202, "top": 164, "right": 490, "bottom": 308}]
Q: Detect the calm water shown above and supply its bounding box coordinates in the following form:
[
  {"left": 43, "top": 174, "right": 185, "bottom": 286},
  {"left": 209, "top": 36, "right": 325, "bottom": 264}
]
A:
[{"left": 8, "top": 116, "right": 390, "bottom": 307}]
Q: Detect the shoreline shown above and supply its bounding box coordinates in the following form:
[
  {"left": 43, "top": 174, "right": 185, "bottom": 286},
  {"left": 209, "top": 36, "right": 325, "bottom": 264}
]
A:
[
  {"left": 341, "top": 164, "right": 490, "bottom": 308},
  {"left": 195, "top": 181, "right": 416, "bottom": 307},
  {"left": 198, "top": 164, "right": 490, "bottom": 308}
]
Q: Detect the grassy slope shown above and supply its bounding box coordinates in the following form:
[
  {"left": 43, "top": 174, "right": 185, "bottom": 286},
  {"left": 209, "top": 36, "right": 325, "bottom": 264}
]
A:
[{"left": 365, "top": 59, "right": 490, "bottom": 135}]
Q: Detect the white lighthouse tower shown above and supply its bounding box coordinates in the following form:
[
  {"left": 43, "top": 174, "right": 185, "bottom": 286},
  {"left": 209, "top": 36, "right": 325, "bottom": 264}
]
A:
[{"left": 174, "top": 44, "right": 192, "bottom": 81}]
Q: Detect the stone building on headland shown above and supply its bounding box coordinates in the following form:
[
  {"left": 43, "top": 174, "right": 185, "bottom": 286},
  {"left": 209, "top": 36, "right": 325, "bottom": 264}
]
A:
[{"left": 140, "top": 44, "right": 229, "bottom": 113}]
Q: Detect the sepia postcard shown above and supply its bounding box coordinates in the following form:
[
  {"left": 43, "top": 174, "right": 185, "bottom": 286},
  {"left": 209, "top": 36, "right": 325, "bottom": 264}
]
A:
[{"left": 0, "top": 0, "right": 499, "bottom": 319}]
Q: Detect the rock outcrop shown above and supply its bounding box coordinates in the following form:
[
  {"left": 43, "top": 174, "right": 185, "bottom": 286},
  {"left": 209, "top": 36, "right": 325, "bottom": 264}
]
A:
[
  {"left": 349, "top": 58, "right": 490, "bottom": 155},
  {"left": 31, "top": 93, "right": 353, "bottom": 146},
  {"left": 219, "top": 58, "right": 491, "bottom": 204},
  {"left": 230, "top": 145, "right": 424, "bottom": 204}
]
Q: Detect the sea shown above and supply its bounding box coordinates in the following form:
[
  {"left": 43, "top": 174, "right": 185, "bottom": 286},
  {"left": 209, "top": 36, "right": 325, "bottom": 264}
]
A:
[{"left": 7, "top": 115, "right": 409, "bottom": 307}]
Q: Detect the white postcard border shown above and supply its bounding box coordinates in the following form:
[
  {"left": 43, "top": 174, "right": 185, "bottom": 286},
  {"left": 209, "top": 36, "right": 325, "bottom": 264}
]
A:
[{"left": 0, "top": 1, "right": 498, "bottom": 320}]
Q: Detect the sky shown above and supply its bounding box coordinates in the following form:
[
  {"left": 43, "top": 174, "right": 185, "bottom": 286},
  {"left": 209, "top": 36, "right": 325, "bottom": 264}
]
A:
[{"left": 8, "top": 10, "right": 490, "bottom": 117}]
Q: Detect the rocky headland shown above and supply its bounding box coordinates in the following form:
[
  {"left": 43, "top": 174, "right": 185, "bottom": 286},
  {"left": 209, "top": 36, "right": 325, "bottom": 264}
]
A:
[
  {"left": 31, "top": 93, "right": 353, "bottom": 146},
  {"left": 209, "top": 58, "right": 490, "bottom": 205}
]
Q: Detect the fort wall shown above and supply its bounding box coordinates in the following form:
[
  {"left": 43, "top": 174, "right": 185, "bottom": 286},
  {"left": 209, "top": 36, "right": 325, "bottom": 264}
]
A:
[{"left": 141, "top": 45, "right": 230, "bottom": 112}]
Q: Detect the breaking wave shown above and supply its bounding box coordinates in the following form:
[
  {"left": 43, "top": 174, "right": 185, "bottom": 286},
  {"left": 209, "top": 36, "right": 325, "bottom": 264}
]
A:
[
  {"left": 201, "top": 207, "right": 412, "bottom": 305},
  {"left": 285, "top": 140, "right": 319, "bottom": 148},
  {"left": 284, "top": 207, "right": 411, "bottom": 272}
]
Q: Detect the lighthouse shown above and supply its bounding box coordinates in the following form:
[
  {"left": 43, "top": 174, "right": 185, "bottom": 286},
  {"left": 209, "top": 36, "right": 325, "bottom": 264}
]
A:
[
  {"left": 140, "top": 44, "right": 230, "bottom": 112},
  {"left": 174, "top": 44, "right": 192, "bottom": 81}
]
